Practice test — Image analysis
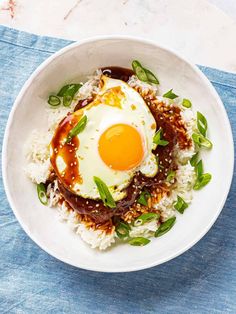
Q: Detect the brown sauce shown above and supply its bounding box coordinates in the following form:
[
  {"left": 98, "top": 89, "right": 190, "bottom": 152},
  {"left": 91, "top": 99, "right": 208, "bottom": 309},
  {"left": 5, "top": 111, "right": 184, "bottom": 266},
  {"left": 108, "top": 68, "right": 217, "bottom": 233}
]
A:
[
  {"left": 55, "top": 67, "right": 190, "bottom": 225},
  {"left": 50, "top": 114, "right": 82, "bottom": 190},
  {"left": 74, "top": 97, "right": 93, "bottom": 112},
  {"left": 101, "top": 66, "right": 134, "bottom": 82}
]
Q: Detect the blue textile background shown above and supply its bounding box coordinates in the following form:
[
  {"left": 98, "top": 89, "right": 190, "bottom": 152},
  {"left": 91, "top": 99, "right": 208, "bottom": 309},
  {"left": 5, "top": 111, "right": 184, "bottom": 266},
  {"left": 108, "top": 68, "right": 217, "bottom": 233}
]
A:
[{"left": 0, "top": 25, "right": 235, "bottom": 314}]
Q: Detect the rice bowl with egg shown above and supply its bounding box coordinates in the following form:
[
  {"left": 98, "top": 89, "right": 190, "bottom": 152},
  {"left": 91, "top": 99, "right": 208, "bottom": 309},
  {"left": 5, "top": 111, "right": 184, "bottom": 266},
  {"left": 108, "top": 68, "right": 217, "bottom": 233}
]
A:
[{"left": 25, "top": 61, "right": 213, "bottom": 250}]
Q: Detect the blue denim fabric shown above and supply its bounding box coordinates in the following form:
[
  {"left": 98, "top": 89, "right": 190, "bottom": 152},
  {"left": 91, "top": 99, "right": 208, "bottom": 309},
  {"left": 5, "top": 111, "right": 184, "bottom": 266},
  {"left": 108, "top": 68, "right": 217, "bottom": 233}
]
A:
[{"left": 0, "top": 25, "right": 235, "bottom": 314}]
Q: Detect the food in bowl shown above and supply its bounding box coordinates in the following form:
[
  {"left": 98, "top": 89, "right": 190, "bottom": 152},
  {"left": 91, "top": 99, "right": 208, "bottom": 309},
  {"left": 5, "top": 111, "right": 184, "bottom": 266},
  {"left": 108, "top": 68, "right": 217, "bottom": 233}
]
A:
[{"left": 25, "top": 60, "right": 212, "bottom": 250}]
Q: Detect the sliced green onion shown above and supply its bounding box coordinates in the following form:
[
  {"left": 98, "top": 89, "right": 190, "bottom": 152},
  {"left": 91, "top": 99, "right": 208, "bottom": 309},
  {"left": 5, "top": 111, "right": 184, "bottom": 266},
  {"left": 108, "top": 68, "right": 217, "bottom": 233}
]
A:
[
  {"left": 134, "top": 212, "right": 160, "bottom": 227},
  {"left": 182, "top": 98, "right": 192, "bottom": 108},
  {"left": 63, "top": 95, "right": 73, "bottom": 107},
  {"left": 37, "top": 183, "right": 48, "bottom": 205},
  {"left": 194, "top": 173, "right": 212, "bottom": 190},
  {"left": 132, "top": 60, "right": 142, "bottom": 69},
  {"left": 93, "top": 176, "right": 116, "bottom": 208},
  {"left": 159, "top": 139, "right": 169, "bottom": 146},
  {"left": 57, "top": 84, "right": 82, "bottom": 97},
  {"left": 132, "top": 60, "right": 159, "bottom": 84},
  {"left": 163, "top": 89, "right": 178, "bottom": 99},
  {"left": 155, "top": 217, "right": 176, "bottom": 237},
  {"left": 132, "top": 60, "right": 148, "bottom": 81},
  {"left": 197, "top": 111, "right": 208, "bottom": 137},
  {"left": 116, "top": 221, "right": 130, "bottom": 239},
  {"left": 153, "top": 129, "right": 161, "bottom": 144},
  {"left": 174, "top": 196, "right": 188, "bottom": 214},
  {"left": 66, "top": 115, "right": 87, "bottom": 143},
  {"left": 192, "top": 133, "right": 213, "bottom": 149},
  {"left": 153, "top": 128, "right": 169, "bottom": 146},
  {"left": 137, "top": 190, "right": 151, "bottom": 206},
  {"left": 166, "top": 170, "right": 175, "bottom": 182},
  {"left": 195, "top": 160, "right": 203, "bottom": 179},
  {"left": 57, "top": 83, "right": 82, "bottom": 107},
  {"left": 143, "top": 68, "right": 159, "bottom": 84},
  {"left": 48, "top": 95, "right": 61, "bottom": 107},
  {"left": 193, "top": 160, "right": 212, "bottom": 190},
  {"left": 135, "top": 66, "right": 149, "bottom": 82},
  {"left": 190, "top": 152, "right": 199, "bottom": 167},
  {"left": 128, "top": 237, "right": 150, "bottom": 246}
]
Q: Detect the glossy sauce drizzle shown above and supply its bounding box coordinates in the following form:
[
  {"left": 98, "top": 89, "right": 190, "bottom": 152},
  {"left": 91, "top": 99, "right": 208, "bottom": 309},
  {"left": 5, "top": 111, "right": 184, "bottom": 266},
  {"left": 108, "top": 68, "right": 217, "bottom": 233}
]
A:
[
  {"left": 50, "top": 113, "right": 82, "bottom": 189},
  {"left": 101, "top": 66, "right": 134, "bottom": 82}
]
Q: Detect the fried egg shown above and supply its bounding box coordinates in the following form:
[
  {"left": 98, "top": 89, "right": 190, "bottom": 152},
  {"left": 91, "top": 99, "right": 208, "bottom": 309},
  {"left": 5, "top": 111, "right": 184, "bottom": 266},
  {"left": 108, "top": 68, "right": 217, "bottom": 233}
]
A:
[{"left": 50, "top": 75, "right": 158, "bottom": 201}]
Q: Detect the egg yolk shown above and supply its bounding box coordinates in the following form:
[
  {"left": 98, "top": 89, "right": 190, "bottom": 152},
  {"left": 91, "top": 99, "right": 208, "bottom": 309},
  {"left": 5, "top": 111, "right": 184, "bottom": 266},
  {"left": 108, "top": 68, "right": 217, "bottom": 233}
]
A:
[{"left": 98, "top": 124, "right": 144, "bottom": 171}]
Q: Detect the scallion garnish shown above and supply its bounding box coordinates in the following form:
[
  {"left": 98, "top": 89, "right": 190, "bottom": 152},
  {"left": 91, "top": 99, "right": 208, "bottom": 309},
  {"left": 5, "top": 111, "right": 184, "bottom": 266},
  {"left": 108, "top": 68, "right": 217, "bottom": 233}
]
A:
[
  {"left": 132, "top": 60, "right": 159, "bottom": 84},
  {"left": 137, "top": 190, "right": 151, "bottom": 206},
  {"left": 57, "top": 83, "right": 82, "bottom": 107},
  {"left": 174, "top": 196, "right": 188, "bottom": 214},
  {"left": 155, "top": 217, "right": 176, "bottom": 237},
  {"left": 143, "top": 68, "right": 159, "bottom": 84},
  {"left": 116, "top": 221, "right": 130, "bottom": 239},
  {"left": 128, "top": 237, "right": 150, "bottom": 246},
  {"left": 182, "top": 98, "right": 192, "bottom": 108},
  {"left": 193, "top": 160, "right": 212, "bottom": 190},
  {"left": 66, "top": 115, "right": 87, "bottom": 143},
  {"left": 132, "top": 60, "right": 148, "bottom": 82},
  {"left": 197, "top": 111, "right": 207, "bottom": 137},
  {"left": 195, "top": 160, "right": 203, "bottom": 179},
  {"left": 63, "top": 95, "right": 73, "bottom": 107},
  {"left": 134, "top": 212, "right": 160, "bottom": 227},
  {"left": 190, "top": 152, "right": 199, "bottom": 167},
  {"left": 192, "top": 133, "right": 212, "bottom": 149},
  {"left": 193, "top": 173, "right": 212, "bottom": 190},
  {"left": 153, "top": 128, "right": 169, "bottom": 146},
  {"left": 93, "top": 176, "right": 116, "bottom": 208},
  {"left": 37, "top": 183, "right": 48, "bottom": 205},
  {"left": 166, "top": 170, "right": 175, "bottom": 182},
  {"left": 48, "top": 95, "right": 61, "bottom": 107},
  {"left": 57, "top": 84, "right": 82, "bottom": 97},
  {"left": 163, "top": 89, "right": 178, "bottom": 99}
]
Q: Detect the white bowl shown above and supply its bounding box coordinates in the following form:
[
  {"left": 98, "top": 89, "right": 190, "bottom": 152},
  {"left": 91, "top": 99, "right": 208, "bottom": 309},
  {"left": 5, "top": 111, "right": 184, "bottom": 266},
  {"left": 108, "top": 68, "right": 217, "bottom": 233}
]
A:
[{"left": 2, "top": 36, "right": 234, "bottom": 272}]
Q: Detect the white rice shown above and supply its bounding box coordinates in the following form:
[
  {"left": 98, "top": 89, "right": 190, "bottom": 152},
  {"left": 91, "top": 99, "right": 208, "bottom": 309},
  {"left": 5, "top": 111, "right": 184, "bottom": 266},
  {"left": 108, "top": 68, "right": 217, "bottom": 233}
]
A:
[
  {"left": 58, "top": 201, "right": 116, "bottom": 250},
  {"left": 25, "top": 72, "right": 197, "bottom": 250},
  {"left": 24, "top": 130, "right": 52, "bottom": 184},
  {"left": 129, "top": 220, "right": 159, "bottom": 238}
]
